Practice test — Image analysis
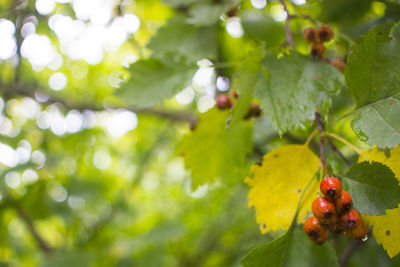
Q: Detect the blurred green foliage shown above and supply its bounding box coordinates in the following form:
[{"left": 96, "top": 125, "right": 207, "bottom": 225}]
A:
[{"left": 0, "top": 0, "right": 399, "bottom": 266}]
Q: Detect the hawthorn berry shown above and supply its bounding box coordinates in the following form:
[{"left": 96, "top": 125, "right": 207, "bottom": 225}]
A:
[
  {"left": 245, "top": 103, "right": 261, "bottom": 119},
  {"left": 312, "top": 197, "right": 336, "bottom": 224},
  {"left": 320, "top": 177, "right": 342, "bottom": 201},
  {"left": 303, "top": 216, "right": 328, "bottom": 245},
  {"left": 341, "top": 209, "right": 362, "bottom": 229},
  {"left": 335, "top": 190, "right": 352, "bottom": 214},
  {"left": 311, "top": 42, "right": 326, "bottom": 57},
  {"left": 317, "top": 25, "right": 334, "bottom": 42},
  {"left": 330, "top": 58, "right": 346, "bottom": 73},
  {"left": 227, "top": 7, "right": 238, "bottom": 17},
  {"left": 303, "top": 27, "right": 319, "bottom": 43},
  {"left": 230, "top": 89, "right": 239, "bottom": 99},
  {"left": 346, "top": 222, "right": 368, "bottom": 239},
  {"left": 216, "top": 93, "right": 232, "bottom": 109}
]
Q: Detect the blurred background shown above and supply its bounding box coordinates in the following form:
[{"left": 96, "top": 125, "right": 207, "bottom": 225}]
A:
[{"left": 0, "top": 0, "right": 399, "bottom": 266}]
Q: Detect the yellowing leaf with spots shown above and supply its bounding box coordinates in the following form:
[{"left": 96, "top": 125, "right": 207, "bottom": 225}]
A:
[
  {"left": 360, "top": 146, "right": 400, "bottom": 258},
  {"left": 245, "top": 144, "right": 320, "bottom": 233}
]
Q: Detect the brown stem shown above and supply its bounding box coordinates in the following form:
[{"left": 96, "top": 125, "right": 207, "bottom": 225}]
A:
[
  {"left": 319, "top": 135, "right": 329, "bottom": 176},
  {"left": 14, "top": 205, "right": 53, "bottom": 254},
  {"left": 1, "top": 83, "right": 198, "bottom": 125},
  {"left": 327, "top": 137, "right": 352, "bottom": 168},
  {"left": 288, "top": 14, "right": 316, "bottom": 24},
  {"left": 339, "top": 239, "right": 363, "bottom": 267},
  {"left": 279, "top": 0, "right": 295, "bottom": 49}
]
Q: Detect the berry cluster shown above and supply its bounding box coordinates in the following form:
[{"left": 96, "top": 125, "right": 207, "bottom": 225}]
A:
[
  {"left": 303, "top": 25, "right": 346, "bottom": 73},
  {"left": 216, "top": 90, "right": 261, "bottom": 119},
  {"left": 303, "top": 177, "right": 368, "bottom": 245}
]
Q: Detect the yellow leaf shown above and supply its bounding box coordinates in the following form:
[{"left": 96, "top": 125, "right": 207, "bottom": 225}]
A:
[
  {"left": 360, "top": 146, "right": 400, "bottom": 258},
  {"left": 245, "top": 144, "right": 320, "bottom": 233}
]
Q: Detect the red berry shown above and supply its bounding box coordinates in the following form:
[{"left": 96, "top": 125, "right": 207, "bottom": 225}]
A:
[
  {"left": 341, "top": 209, "right": 362, "bottom": 229},
  {"left": 312, "top": 197, "right": 336, "bottom": 224},
  {"left": 303, "top": 28, "right": 319, "bottom": 43},
  {"left": 320, "top": 177, "right": 342, "bottom": 201},
  {"left": 317, "top": 25, "right": 334, "bottom": 42},
  {"left": 346, "top": 222, "right": 368, "bottom": 239},
  {"left": 335, "top": 190, "right": 352, "bottom": 214},
  {"left": 311, "top": 43, "right": 326, "bottom": 57},
  {"left": 230, "top": 89, "right": 239, "bottom": 99},
  {"left": 303, "top": 216, "right": 328, "bottom": 245},
  {"left": 216, "top": 93, "right": 232, "bottom": 109}
]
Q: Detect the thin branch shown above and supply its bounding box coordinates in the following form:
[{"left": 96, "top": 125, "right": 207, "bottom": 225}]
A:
[
  {"left": 14, "top": 205, "right": 54, "bottom": 254},
  {"left": 1, "top": 83, "right": 198, "bottom": 125},
  {"left": 327, "top": 137, "right": 352, "bottom": 168},
  {"left": 279, "top": 0, "right": 295, "bottom": 49},
  {"left": 315, "top": 113, "right": 328, "bottom": 176},
  {"left": 339, "top": 239, "right": 363, "bottom": 267},
  {"left": 319, "top": 135, "right": 329, "bottom": 176},
  {"left": 288, "top": 14, "right": 316, "bottom": 24}
]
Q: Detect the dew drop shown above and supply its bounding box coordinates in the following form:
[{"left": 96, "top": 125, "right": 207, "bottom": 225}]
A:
[{"left": 361, "top": 235, "right": 368, "bottom": 242}]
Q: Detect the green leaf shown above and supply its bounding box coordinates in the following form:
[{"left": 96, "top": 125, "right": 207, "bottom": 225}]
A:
[
  {"left": 162, "top": 0, "right": 197, "bottom": 7},
  {"left": 179, "top": 108, "right": 252, "bottom": 189},
  {"left": 346, "top": 22, "right": 400, "bottom": 148},
  {"left": 187, "top": 0, "right": 240, "bottom": 26},
  {"left": 350, "top": 94, "right": 400, "bottom": 148},
  {"left": 241, "top": 227, "right": 339, "bottom": 267},
  {"left": 342, "top": 161, "right": 400, "bottom": 215},
  {"left": 231, "top": 49, "right": 262, "bottom": 122},
  {"left": 254, "top": 52, "right": 343, "bottom": 134},
  {"left": 147, "top": 16, "right": 218, "bottom": 62},
  {"left": 42, "top": 252, "right": 93, "bottom": 267},
  {"left": 241, "top": 10, "right": 284, "bottom": 49},
  {"left": 318, "top": 0, "right": 372, "bottom": 26},
  {"left": 116, "top": 57, "right": 197, "bottom": 108}
]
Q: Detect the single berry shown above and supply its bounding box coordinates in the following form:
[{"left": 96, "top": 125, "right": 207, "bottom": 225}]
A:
[
  {"left": 227, "top": 7, "right": 238, "bottom": 17},
  {"left": 320, "top": 177, "right": 342, "bottom": 201},
  {"left": 335, "top": 190, "right": 352, "bottom": 214},
  {"left": 303, "top": 216, "right": 328, "bottom": 245},
  {"left": 311, "top": 42, "right": 326, "bottom": 57},
  {"left": 230, "top": 89, "right": 239, "bottom": 99},
  {"left": 341, "top": 209, "right": 362, "bottom": 229},
  {"left": 245, "top": 103, "right": 261, "bottom": 119},
  {"left": 216, "top": 93, "right": 232, "bottom": 109},
  {"left": 317, "top": 25, "right": 334, "bottom": 42},
  {"left": 330, "top": 58, "right": 346, "bottom": 73},
  {"left": 346, "top": 222, "right": 368, "bottom": 239},
  {"left": 303, "top": 27, "right": 319, "bottom": 43},
  {"left": 329, "top": 221, "right": 346, "bottom": 234},
  {"left": 312, "top": 197, "right": 336, "bottom": 224}
]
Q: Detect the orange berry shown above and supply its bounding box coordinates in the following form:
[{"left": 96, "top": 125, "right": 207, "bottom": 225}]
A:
[
  {"left": 320, "top": 177, "right": 342, "bottom": 201},
  {"left": 341, "top": 209, "right": 362, "bottom": 229},
  {"left": 346, "top": 222, "right": 368, "bottom": 239},
  {"left": 303, "top": 27, "right": 319, "bottom": 43},
  {"left": 311, "top": 43, "right": 326, "bottom": 57},
  {"left": 312, "top": 197, "right": 336, "bottom": 224},
  {"left": 317, "top": 25, "right": 334, "bottom": 42},
  {"left": 303, "top": 216, "right": 328, "bottom": 245},
  {"left": 335, "top": 190, "right": 352, "bottom": 214}
]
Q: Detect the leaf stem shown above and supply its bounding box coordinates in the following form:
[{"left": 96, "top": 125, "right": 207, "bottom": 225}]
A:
[
  {"left": 290, "top": 173, "right": 318, "bottom": 229},
  {"left": 325, "top": 132, "right": 369, "bottom": 161},
  {"left": 305, "top": 128, "right": 318, "bottom": 146},
  {"left": 279, "top": 0, "right": 295, "bottom": 49}
]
